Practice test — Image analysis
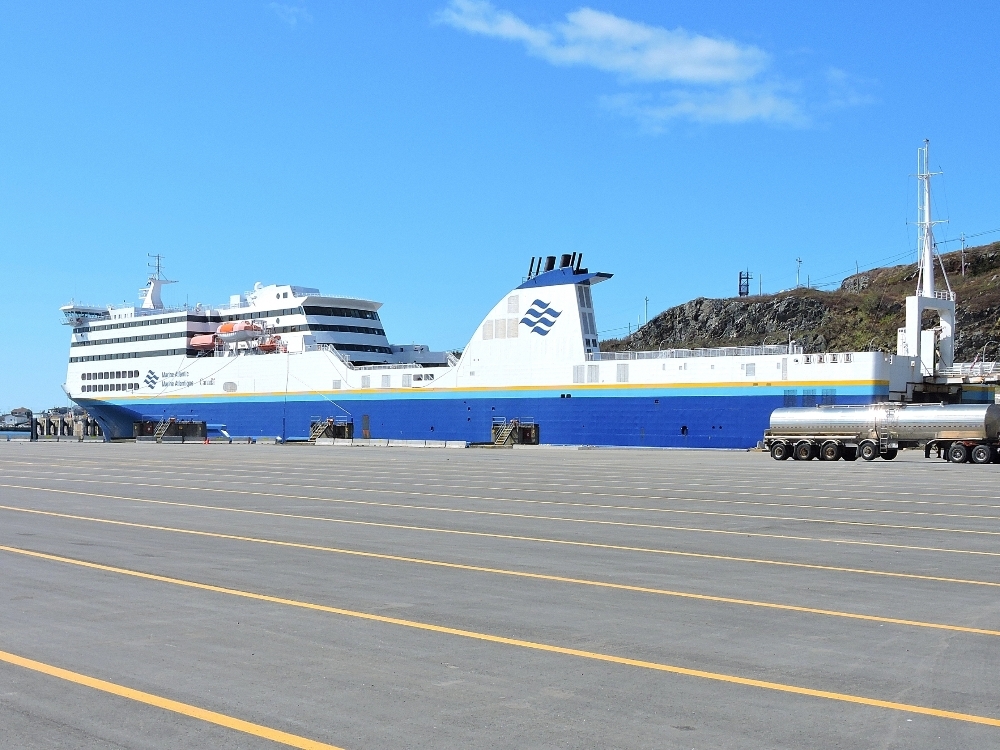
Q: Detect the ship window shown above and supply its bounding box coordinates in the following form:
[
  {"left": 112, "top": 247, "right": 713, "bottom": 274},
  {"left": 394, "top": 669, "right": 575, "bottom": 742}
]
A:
[
  {"left": 482, "top": 320, "right": 494, "bottom": 340},
  {"left": 745, "top": 363, "right": 755, "bottom": 377},
  {"left": 845, "top": 353, "right": 853, "bottom": 363},
  {"left": 821, "top": 388, "right": 836, "bottom": 405},
  {"left": 507, "top": 318, "right": 518, "bottom": 338},
  {"left": 223, "top": 382, "right": 237, "bottom": 392},
  {"left": 587, "top": 364, "right": 599, "bottom": 383},
  {"left": 784, "top": 389, "right": 797, "bottom": 407},
  {"left": 803, "top": 389, "right": 817, "bottom": 407},
  {"left": 381, "top": 375, "right": 391, "bottom": 388},
  {"left": 573, "top": 365, "right": 585, "bottom": 383},
  {"left": 616, "top": 363, "right": 629, "bottom": 383},
  {"left": 283, "top": 292, "right": 288, "bottom": 298},
  {"left": 425, "top": 373, "right": 434, "bottom": 380},
  {"left": 402, "top": 374, "right": 412, "bottom": 387},
  {"left": 494, "top": 318, "right": 506, "bottom": 339},
  {"left": 361, "top": 375, "right": 371, "bottom": 388},
  {"left": 507, "top": 295, "right": 519, "bottom": 314},
  {"left": 332, "top": 379, "right": 341, "bottom": 390}
]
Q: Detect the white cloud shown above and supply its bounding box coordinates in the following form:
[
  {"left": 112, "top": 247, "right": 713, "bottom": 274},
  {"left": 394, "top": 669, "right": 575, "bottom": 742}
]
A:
[
  {"left": 435, "top": 1, "right": 841, "bottom": 128},
  {"left": 269, "top": 2, "right": 312, "bottom": 28},
  {"left": 824, "top": 67, "right": 875, "bottom": 109},
  {"left": 435, "top": 1, "right": 767, "bottom": 84},
  {"left": 603, "top": 86, "right": 808, "bottom": 129}
]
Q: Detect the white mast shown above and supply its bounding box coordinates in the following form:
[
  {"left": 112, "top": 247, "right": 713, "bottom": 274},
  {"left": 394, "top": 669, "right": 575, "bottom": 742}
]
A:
[
  {"left": 140, "top": 253, "right": 176, "bottom": 310},
  {"left": 898, "top": 139, "right": 956, "bottom": 373},
  {"left": 917, "top": 140, "right": 935, "bottom": 296}
]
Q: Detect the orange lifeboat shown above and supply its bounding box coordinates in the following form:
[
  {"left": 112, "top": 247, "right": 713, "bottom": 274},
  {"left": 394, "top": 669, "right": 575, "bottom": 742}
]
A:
[
  {"left": 217, "top": 321, "right": 264, "bottom": 343},
  {"left": 258, "top": 334, "right": 282, "bottom": 353},
  {"left": 190, "top": 333, "right": 217, "bottom": 350}
]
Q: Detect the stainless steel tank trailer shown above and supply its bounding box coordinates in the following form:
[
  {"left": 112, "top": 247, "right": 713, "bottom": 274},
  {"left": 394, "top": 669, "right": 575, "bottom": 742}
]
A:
[{"left": 763, "top": 403, "right": 1000, "bottom": 463}]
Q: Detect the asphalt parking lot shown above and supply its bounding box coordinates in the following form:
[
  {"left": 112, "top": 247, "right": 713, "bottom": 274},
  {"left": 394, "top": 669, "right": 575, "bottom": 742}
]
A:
[{"left": 1, "top": 442, "right": 998, "bottom": 748}]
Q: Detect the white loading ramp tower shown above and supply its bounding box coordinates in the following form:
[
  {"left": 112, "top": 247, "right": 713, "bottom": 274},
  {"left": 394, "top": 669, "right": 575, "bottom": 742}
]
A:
[{"left": 896, "top": 140, "right": 956, "bottom": 377}]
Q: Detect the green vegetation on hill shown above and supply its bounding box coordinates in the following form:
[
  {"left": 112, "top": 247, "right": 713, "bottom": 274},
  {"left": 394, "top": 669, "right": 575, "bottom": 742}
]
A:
[{"left": 602, "top": 242, "right": 1000, "bottom": 361}]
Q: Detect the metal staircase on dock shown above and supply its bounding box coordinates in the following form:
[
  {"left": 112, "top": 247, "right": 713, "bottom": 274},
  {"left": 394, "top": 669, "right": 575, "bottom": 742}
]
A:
[
  {"left": 153, "top": 418, "right": 173, "bottom": 443},
  {"left": 309, "top": 419, "right": 333, "bottom": 443},
  {"left": 493, "top": 419, "right": 518, "bottom": 446}
]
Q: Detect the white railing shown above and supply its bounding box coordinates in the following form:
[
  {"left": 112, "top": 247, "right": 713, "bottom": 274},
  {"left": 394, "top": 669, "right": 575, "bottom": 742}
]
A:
[
  {"left": 937, "top": 361, "right": 999, "bottom": 378},
  {"left": 587, "top": 344, "right": 803, "bottom": 361},
  {"left": 932, "top": 290, "right": 956, "bottom": 301}
]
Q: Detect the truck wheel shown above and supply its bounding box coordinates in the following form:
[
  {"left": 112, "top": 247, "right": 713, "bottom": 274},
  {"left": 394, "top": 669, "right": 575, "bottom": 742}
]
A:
[
  {"left": 948, "top": 443, "right": 969, "bottom": 463},
  {"left": 819, "top": 441, "right": 842, "bottom": 461},
  {"left": 793, "top": 441, "right": 815, "bottom": 461},
  {"left": 858, "top": 440, "right": 879, "bottom": 461},
  {"left": 770, "top": 442, "right": 790, "bottom": 461},
  {"left": 971, "top": 444, "right": 992, "bottom": 464},
  {"left": 842, "top": 447, "right": 858, "bottom": 461},
  {"left": 881, "top": 449, "right": 898, "bottom": 460}
]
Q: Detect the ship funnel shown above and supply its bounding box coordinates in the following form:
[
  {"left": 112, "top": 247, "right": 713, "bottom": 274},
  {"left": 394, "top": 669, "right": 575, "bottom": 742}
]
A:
[
  {"left": 544, "top": 256, "right": 556, "bottom": 272},
  {"left": 560, "top": 254, "right": 572, "bottom": 269}
]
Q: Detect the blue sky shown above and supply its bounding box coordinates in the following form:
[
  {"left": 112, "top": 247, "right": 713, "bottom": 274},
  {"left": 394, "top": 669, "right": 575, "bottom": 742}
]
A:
[{"left": 2, "top": 1, "right": 999, "bottom": 410}]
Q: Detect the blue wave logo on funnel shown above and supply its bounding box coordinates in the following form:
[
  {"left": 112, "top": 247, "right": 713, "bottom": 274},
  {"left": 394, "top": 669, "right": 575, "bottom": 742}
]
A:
[{"left": 520, "top": 299, "right": 562, "bottom": 336}]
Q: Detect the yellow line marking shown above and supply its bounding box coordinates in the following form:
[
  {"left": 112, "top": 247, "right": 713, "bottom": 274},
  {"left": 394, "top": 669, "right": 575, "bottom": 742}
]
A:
[
  {"left": 1, "top": 504, "right": 995, "bottom": 636},
  {"left": 4, "top": 500, "right": 1000, "bottom": 595},
  {"left": 2, "top": 544, "right": 997, "bottom": 728},
  {"left": 0, "top": 647, "right": 344, "bottom": 749},
  {"left": 81, "top": 378, "right": 890, "bottom": 400},
  {"left": 2, "top": 477, "right": 997, "bottom": 543},
  {"left": 9, "top": 454, "right": 1000, "bottom": 508},
  {"left": 12, "top": 468, "right": 1000, "bottom": 521}
]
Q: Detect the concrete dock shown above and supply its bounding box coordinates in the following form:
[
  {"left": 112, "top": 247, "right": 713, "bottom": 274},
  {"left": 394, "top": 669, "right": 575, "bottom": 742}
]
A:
[{"left": 1, "top": 443, "right": 998, "bottom": 748}]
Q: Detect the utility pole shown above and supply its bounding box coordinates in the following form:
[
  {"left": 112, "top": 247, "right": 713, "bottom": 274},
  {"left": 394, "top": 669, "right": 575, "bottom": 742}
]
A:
[
  {"left": 961, "top": 232, "right": 967, "bottom": 276},
  {"left": 796, "top": 258, "right": 802, "bottom": 288},
  {"left": 644, "top": 296, "right": 649, "bottom": 325}
]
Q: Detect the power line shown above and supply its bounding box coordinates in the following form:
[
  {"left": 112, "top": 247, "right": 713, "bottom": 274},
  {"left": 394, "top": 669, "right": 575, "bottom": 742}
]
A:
[{"left": 937, "top": 227, "right": 1000, "bottom": 244}]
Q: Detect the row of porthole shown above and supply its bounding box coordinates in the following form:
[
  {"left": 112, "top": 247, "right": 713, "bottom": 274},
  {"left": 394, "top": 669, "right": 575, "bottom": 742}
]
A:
[
  {"left": 82, "top": 383, "right": 139, "bottom": 393},
  {"left": 82, "top": 370, "right": 140, "bottom": 380}
]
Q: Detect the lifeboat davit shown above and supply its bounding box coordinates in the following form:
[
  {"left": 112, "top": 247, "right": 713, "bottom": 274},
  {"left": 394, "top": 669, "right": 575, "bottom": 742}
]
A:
[
  {"left": 217, "top": 321, "right": 264, "bottom": 343},
  {"left": 190, "top": 333, "right": 217, "bottom": 350}
]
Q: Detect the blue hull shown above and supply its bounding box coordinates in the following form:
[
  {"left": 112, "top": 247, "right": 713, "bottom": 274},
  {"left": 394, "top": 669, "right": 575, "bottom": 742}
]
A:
[{"left": 80, "top": 389, "right": 885, "bottom": 448}]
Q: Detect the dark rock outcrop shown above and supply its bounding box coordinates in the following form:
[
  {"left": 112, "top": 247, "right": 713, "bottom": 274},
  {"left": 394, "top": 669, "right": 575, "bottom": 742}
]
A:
[{"left": 603, "top": 242, "right": 1000, "bottom": 361}]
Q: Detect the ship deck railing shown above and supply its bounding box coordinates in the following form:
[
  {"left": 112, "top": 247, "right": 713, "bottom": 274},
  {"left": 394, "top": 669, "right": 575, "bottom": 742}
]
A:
[
  {"left": 319, "top": 344, "right": 455, "bottom": 371},
  {"left": 936, "top": 361, "right": 1000, "bottom": 378},
  {"left": 587, "top": 344, "right": 804, "bottom": 361}
]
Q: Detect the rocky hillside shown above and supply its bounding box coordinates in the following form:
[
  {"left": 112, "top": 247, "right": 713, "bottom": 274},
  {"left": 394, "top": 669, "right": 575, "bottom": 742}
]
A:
[{"left": 602, "top": 242, "right": 1000, "bottom": 361}]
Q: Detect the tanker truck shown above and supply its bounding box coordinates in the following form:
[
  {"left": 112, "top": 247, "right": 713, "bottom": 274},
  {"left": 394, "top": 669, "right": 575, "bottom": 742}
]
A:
[{"left": 763, "top": 402, "right": 1000, "bottom": 463}]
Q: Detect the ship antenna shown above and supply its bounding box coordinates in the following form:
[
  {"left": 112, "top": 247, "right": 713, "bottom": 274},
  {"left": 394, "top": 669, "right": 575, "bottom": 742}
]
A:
[
  {"left": 140, "top": 253, "right": 176, "bottom": 310},
  {"left": 148, "top": 253, "right": 168, "bottom": 281}
]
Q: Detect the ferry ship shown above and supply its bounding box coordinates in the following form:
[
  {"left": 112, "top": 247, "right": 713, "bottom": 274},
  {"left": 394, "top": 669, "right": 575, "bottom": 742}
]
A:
[
  {"left": 63, "top": 250, "right": 937, "bottom": 448},
  {"left": 63, "top": 143, "right": 985, "bottom": 447}
]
